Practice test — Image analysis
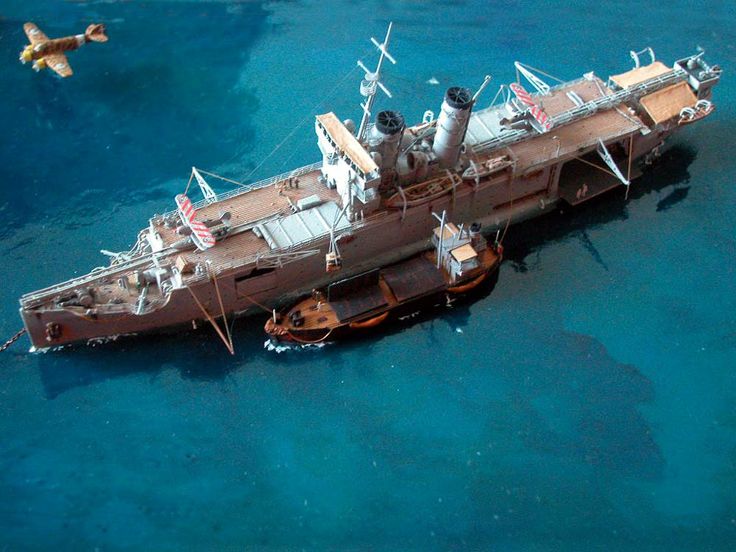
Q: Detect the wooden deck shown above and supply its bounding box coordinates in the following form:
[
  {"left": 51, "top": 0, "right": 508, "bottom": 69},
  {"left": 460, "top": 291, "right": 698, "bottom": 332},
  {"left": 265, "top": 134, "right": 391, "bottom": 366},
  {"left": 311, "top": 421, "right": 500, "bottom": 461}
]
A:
[
  {"left": 470, "top": 76, "right": 646, "bottom": 173},
  {"left": 25, "top": 77, "right": 647, "bottom": 316},
  {"left": 508, "top": 108, "right": 642, "bottom": 174},
  {"left": 150, "top": 168, "right": 341, "bottom": 274},
  {"left": 157, "top": 168, "right": 339, "bottom": 247},
  {"left": 45, "top": 169, "right": 341, "bottom": 311}
]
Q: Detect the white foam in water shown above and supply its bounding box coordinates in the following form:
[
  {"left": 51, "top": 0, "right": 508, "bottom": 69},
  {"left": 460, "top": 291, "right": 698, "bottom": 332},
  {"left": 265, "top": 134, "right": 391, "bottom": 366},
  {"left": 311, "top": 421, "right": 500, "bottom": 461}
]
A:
[
  {"left": 29, "top": 344, "right": 61, "bottom": 354},
  {"left": 398, "top": 311, "right": 421, "bottom": 321},
  {"left": 263, "top": 339, "right": 328, "bottom": 353},
  {"left": 87, "top": 334, "right": 126, "bottom": 347}
]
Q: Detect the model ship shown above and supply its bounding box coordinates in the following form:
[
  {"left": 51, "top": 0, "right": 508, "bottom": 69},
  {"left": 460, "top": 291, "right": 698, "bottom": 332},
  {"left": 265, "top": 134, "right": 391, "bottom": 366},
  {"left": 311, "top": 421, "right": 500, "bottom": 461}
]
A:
[
  {"left": 17, "top": 25, "right": 721, "bottom": 351},
  {"left": 265, "top": 217, "right": 503, "bottom": 343}
]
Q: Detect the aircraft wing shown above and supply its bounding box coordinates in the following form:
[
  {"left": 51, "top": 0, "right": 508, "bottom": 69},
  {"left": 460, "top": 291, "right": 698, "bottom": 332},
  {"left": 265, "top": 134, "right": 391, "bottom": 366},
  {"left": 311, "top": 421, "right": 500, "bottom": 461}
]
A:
[
  {"left": 23, "top": 22, "right": 49, "bottom": 44},
  {"left": 45, "top": 54, "right": 73, "bottom": 78}
]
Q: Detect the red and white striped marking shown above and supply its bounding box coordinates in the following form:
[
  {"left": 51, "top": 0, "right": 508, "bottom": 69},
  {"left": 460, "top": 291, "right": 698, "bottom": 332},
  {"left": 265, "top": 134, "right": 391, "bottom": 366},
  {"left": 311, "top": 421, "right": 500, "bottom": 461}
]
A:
[
  {"left": 509, "top": 82, "right": 534, "bottom": 107},
  {"left": 175, "top": 194, "right": 216, "bottom": 250},
  {"left": 509, "top": 82, "right": 553, "bottom": 132},
  {"left": 529, "top": 105, "right": 552, "bottom": 131}
]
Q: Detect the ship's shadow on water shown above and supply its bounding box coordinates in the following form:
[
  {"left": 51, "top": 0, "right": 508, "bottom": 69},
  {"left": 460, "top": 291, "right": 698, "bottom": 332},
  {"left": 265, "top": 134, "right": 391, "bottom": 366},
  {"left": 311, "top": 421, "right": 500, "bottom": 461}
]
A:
[
  {"left": 35, "top": 322, "right": 264, "bottom": 399},
  {"left": 36, "top": 273, "right": 502, "bottom": 398},
  {"left": 35, "top": 145, "right": 697, "bottom": 398},
  {"left": 503, "top": 144, "right": 697, "bottom": 272}
]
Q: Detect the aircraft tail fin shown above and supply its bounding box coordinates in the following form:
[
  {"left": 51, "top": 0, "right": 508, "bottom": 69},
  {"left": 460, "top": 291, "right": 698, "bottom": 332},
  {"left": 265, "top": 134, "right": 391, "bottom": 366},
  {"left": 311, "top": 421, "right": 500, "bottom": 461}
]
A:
[{"left": 85, "top": 24, "right": 108, "bottom": 43}]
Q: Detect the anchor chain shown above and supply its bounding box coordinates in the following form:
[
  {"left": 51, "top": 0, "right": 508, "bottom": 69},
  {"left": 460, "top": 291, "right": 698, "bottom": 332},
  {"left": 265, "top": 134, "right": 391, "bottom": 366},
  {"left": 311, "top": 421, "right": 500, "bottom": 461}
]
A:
[{"left": 0, "top": 328, "right": 26, "bottom": 352}]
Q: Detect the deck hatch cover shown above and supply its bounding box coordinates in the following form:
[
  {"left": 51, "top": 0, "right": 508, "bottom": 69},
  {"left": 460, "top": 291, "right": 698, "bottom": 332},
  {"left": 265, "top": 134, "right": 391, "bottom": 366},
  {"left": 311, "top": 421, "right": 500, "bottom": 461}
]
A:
[
  {"left": 328, "top": 269, "right": 386, "bottom": 322},
  {"left": 382, "top": 256, "right": 446, "bottom": 303},
  {"left": 255, "top": 201, "right": 350, "bottom": 250}
]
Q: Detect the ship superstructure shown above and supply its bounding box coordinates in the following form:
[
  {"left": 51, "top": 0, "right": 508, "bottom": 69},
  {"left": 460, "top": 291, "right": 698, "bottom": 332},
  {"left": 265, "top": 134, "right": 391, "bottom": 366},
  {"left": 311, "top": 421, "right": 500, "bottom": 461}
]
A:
[{"left": 18, "top": 26, "right": 721, "bottom": 350}]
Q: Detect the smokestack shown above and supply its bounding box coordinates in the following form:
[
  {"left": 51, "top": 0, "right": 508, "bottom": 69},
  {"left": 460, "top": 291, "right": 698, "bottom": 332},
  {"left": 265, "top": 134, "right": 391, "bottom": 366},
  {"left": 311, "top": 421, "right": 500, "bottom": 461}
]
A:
[
  {"left": 368, "top": 110, "right": 405, "bottom": 170},
  {"left": 432, "top": 87, "right": 473, "bottom": 168}
]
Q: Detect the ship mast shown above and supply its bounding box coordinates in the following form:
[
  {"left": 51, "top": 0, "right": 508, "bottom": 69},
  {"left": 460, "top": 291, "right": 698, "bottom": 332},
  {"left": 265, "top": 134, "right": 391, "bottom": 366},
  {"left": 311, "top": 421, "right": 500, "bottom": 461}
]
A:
[{"left": 356, "top": 22, "right": 396, "bottom": 142}]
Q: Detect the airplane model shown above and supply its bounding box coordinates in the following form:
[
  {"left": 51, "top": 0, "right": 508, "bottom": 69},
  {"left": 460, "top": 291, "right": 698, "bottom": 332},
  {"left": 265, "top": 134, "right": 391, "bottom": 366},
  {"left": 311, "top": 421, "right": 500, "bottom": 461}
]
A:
[{"left": 19, "top": 22, "right": 108, "bottom": 78}]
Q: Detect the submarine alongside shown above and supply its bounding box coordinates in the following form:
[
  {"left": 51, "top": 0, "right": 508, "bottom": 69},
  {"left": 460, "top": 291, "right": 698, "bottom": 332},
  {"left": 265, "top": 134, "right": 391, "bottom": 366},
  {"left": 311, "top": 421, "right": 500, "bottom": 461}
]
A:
[{"left": 17, "top": 25, "right": 721, "bottom": 350}]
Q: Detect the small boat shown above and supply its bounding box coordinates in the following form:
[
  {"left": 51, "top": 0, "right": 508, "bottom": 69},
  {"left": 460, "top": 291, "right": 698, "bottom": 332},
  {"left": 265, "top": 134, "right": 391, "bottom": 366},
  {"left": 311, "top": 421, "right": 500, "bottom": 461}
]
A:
[
  {"left": 678, "top": 99, "right": 715, "bottom": 125},
  {"left": 264, "top": 216, "right": 502, "bottom": 343},
  {"left": 384, "top": 172, "right": 462, "bottom": 209},
  {"left": 462, "top": 155, "right": 514, "bottom": 180}
]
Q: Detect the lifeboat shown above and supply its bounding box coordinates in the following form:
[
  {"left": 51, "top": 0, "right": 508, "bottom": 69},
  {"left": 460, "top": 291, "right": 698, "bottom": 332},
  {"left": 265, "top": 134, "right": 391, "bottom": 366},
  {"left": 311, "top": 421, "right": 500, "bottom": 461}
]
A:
[
  {"left": 678, "top": 100, "right": 715, "bottom": 125},
  {"left": 461, "top": 155, "right": 513, "bottom": 181},
  {"left": 384, "top": 172, "right": 462, "bottom": 209}
]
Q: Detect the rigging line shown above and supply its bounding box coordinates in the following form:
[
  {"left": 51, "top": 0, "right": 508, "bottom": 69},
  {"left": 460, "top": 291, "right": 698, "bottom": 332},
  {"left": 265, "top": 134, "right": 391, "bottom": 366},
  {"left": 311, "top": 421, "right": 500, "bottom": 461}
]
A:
[
  {"left": 274, "top": 142, "right": 306, "bottom": 175},
  {"left": 244, "top": 63, "right": 363, "bottom": 182},
  {"left": 572, "top": 155, "right": 618, "bottom": 179},
  {"left": 208, "top": 262, "right": 234, "bottom": 353},
  {"left": 488, "top": 84, "right": 505, "bottom": 108},
  {"left": 626, "top": 135, "right": 634, "bottom": 200},
  {"left": 273, "top": 62, "right": 372, "bottom": 174},
  {"left": 228, "top": 314, "right": 238, "bottom": 339},
  {"left": 591, "top": 76, "right": 642, "bottom": 129},
  {"left": 613, "top": 105, "right": 643, "bottom": 128},
  {"left": 183, "top": 171, "right": 195, "bottom": 196},
  {"left": 517, "top": 62, "right": 566, "bottom": 84},
  {"left": 187, "top": 286, "right": 234, "bottom": 355},
  {"left": 195, "top": 168, "right": 250, "bottom": 189},
  {"left": 592, "top": 76, "right": 606, "bottom": 97},
  {"left": 499, "top": 176, "right": 514, "bottom": 245},
  {"left": 240, "top": 292, "right": 273, "bottom": 314}
]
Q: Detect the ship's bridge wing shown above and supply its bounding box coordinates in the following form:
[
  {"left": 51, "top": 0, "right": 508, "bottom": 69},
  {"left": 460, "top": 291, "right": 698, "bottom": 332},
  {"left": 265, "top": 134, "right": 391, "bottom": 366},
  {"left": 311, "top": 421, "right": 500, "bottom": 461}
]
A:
[{"left": 316, "top": 112, "right": 378, "bottom": 177}]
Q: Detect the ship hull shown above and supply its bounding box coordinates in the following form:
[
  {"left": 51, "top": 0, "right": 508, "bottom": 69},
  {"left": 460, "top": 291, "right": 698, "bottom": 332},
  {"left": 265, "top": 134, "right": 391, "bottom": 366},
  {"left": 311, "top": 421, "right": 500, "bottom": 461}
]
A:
[
  {"left": 21, "top": 42, "right": 722, "bottom": 352},
  {"left": 20, "top": 130, "right": 666, "bottom": 350},
  {"left": 265, "top": 244, "right": 502, "bottom": 344}
]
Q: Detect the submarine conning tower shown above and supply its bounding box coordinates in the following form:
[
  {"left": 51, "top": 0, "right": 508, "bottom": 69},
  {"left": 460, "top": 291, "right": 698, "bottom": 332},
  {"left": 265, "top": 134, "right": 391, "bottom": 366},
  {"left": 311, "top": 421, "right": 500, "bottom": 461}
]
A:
[{"left": 433, "top": 87, "right": 474, "bottom": 169}]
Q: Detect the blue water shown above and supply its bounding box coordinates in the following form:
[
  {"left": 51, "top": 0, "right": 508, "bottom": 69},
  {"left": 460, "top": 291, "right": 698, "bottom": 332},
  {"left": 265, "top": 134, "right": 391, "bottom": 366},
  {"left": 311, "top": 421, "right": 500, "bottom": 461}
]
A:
[{"left": 1, "top": 1, "right": 735, "bottom": 549}]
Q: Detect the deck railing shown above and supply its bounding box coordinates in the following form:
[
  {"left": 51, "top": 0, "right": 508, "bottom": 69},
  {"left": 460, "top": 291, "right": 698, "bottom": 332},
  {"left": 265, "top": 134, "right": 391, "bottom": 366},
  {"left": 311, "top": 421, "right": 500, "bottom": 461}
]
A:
[
  {"left": 163, "top": 161, "right": 324, "bottom": 216},
  {"left": 21, "top": 161, "right": 325, "bottom": 305},
  {"left": 471, "top": 68, "right": 688, "bottom": 154}
]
